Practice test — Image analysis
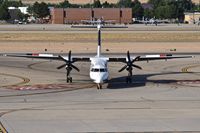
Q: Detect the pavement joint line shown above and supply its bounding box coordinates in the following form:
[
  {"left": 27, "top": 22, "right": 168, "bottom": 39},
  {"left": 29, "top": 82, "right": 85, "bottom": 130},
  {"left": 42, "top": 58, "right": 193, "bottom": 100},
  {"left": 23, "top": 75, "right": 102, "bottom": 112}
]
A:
[{"left": 0, "top": 121, "right": 7, "bottom": 133}]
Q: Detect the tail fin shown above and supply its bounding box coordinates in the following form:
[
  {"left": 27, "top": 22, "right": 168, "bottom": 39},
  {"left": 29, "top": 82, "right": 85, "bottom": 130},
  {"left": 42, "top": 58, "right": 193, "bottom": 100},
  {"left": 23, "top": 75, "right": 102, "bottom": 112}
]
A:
[{"left": 97, "top": 25, "right": 101, "bottom": 57}]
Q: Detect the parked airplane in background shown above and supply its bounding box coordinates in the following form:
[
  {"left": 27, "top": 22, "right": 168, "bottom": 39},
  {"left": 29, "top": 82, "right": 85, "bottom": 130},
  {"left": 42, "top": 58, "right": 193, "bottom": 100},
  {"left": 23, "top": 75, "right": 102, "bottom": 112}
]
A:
[
  {"left": 3, "top": 20, "right": 192, "bottom": 89},
  {"left": 81, "top": 17, "right": 115, "bottom": 25},
  {"left": 138, "top": 17, "right": 169, "bottom": 26}
]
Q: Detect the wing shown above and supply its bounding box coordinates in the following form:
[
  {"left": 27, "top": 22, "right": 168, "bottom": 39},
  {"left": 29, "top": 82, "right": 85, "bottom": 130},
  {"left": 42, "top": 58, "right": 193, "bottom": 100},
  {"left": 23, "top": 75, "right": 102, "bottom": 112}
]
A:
[
  {"left": 2, "top": 53, "right": 90, "bottom": 62},
  {"left": 109, "top": 54, "right": 193, "bottom": 62},
  {"left": 2, "top": 53, "right": 193, "bottom": 63},
  {"left": 71, "top": 25, "right": 127, "bottom": 28}
]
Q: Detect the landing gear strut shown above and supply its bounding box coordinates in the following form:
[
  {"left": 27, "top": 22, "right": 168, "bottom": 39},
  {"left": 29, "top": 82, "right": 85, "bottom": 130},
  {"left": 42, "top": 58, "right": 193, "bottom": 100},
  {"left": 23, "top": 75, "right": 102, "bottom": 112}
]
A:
[
  {"left": 57, "top": 50, "right": 80, "bottom": 84},
  {"left": 97, "top": 84, "right": 102, "bottom": 89},
  {"left": 126, "top": 76, "right": 132, "bottom": 83}
]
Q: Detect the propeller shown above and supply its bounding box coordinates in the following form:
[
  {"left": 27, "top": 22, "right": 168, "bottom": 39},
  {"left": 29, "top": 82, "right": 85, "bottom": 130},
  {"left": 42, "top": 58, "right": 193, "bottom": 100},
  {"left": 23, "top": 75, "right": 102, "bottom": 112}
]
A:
[
  {"left": 57, "top": 51, "right": 79, "bottom": 77},
  {"left": 118, "top": 51, "right": 142, "bottom": 76}
]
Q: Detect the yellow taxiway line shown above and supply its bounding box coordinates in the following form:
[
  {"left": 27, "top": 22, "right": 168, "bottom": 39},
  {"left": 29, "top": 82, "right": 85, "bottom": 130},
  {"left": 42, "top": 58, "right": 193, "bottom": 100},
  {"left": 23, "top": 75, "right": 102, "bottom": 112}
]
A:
[
  {"left": 0, "top": 122, "right": 7, "bottom": 133},
  {"left": 0, "top": 73, "right": 30, "bottom": 88},
  {"left": 181, "top": 64, "right": 200, "bottom": 72}
]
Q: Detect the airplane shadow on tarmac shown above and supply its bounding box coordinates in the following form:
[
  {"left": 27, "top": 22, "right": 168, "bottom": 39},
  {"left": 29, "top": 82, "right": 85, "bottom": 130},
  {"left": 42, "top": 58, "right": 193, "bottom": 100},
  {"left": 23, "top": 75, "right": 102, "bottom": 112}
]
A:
[{"left": 107, "top": 72, "right": 189, "bottom": 89}]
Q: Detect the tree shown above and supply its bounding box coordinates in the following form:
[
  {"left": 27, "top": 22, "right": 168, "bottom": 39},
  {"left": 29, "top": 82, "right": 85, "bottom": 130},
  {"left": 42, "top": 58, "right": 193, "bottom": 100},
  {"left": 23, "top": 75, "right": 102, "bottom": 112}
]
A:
[
  {"left": 27, "top": 5, "right": 33, "bottom": 15},
  {"left": 93, "top": 0, "right": 101, "bottom": 8},
  {"left": 144, "top": 8, "right": 153, "bottom": 18},
  {"left": 0, "top": 5, "right": 10, "bottom": 20},
  {"left": 32, "top": 2, "right": 49, "bottom": 18},
  {"left": 8, "top": 0, "right": 23, "bottom": 7},
  {"left": 102, "top": 1, "right": 111, "bottom": 8},
  {"left": 131, "top": 0, "right": 144, "bottom": 19},
  {"left": 57, "top": 0, "right": 71, "bottom": 8},
  {"left": 148, "top": 0, "right": 161, "bottom": 8},
  {"left": 117, "top": 0, "right": 132, "bottom": 7},
  {"left": 16, "top": 9, "right": 24, "bottom": 21},
  {"left": 0, "top": 0, "right": 10, "bottom": 20},
  {"left": 147, "top": 0, "right": 194, "bottom": 21},
  {"left": 154, "top": 4, "right": 176, "bottom": 19},
  {"left": 0, "top": 0, "right": 3, "bottom": 5}
]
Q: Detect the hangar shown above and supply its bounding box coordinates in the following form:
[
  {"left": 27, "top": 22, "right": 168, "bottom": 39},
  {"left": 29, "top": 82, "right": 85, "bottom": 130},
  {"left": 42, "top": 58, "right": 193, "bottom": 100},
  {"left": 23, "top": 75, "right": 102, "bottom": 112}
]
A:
[{"left": 51, "top": 8, "right": 132, "bottom": 24}]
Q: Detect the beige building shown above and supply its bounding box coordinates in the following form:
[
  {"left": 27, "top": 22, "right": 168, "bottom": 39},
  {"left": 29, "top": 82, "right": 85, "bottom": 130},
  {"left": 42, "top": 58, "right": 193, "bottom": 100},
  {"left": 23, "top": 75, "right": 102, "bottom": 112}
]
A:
[{"left": 184, "top": 12, "right": 200, "bottom": 24}]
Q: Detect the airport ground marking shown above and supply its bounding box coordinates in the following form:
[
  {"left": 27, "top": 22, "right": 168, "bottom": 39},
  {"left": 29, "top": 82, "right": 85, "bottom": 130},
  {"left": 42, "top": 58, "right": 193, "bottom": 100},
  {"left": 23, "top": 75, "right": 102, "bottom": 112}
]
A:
[
  {"left": 181, "top": 64, "right": 200, "bottom": 73},
  {"left": 27, "top": 61, "right": 49, "bottom": 70},
  {"left": 0, "top": 121, "right": 7, "bottom": 133},
  {"left": 0, "top": 83, "right": 95, "bottom": 98},
  {"left": 179, "top": 64, "right": 200, "bottom": 86},
  {"left": 0, "top": 73, "right": 30, "bottom": 88}
]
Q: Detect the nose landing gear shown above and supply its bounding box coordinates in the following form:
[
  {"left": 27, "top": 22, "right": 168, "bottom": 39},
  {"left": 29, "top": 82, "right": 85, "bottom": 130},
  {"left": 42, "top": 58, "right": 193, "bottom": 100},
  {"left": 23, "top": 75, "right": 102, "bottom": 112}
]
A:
[{"left": 97, "top": 83, "right": 102, "bottom": 89}]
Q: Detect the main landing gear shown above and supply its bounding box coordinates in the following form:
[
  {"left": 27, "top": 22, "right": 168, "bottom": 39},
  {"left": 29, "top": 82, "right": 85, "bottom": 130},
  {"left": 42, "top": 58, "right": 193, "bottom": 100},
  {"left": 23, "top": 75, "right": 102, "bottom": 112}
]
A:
[
  {"left": 118, "top": 51, "right": 142, "bottom": 84},
  {"left": 66, "top": 76, "right": 72, "bottom": 83},
  {"left": 57, "top": 51, "right": 80, "bottom": 84},
  {"left": 97, "top": 83, "right": 102, "bottom": 89}
]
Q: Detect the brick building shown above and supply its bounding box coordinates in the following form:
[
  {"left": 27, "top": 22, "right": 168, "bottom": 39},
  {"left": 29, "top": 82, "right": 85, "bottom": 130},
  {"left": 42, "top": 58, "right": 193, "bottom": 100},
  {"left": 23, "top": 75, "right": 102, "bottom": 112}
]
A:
[{"left": 51, "top": 8, "right": 132, "bottom": 24}]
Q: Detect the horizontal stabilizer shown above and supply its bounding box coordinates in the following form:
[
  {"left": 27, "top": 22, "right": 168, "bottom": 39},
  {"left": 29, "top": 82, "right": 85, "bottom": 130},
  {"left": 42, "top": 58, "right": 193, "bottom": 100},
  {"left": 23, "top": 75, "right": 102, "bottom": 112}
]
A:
[{"left": 71, "top": 25, "right": 128, "bottom": 28}]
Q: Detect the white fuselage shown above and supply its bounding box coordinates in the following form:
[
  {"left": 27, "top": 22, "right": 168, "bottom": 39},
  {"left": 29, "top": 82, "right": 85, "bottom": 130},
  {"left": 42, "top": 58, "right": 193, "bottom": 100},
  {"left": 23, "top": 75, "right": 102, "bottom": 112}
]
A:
[{"left": 89, "top": 57, "right": 109, "bottom": 84}]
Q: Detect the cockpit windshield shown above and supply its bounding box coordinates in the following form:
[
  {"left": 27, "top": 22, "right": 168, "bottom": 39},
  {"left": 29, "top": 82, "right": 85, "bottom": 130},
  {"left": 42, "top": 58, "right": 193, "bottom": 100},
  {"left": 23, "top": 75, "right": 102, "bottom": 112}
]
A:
[{"left": 91, "top": 68, "right": 107, "bottom": 72}]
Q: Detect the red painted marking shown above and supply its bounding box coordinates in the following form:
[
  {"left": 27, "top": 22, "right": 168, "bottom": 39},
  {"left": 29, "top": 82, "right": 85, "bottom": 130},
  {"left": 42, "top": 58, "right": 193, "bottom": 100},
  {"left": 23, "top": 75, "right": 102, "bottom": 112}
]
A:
[
  {"left": 160, "top": 54, "right": 166, "bottom": 57},
  {"left": 9, "top": 84, "right": 78, "bottom": 90},
  {"left": 32, "top": 53, "right": 39, "bottom": 56}
]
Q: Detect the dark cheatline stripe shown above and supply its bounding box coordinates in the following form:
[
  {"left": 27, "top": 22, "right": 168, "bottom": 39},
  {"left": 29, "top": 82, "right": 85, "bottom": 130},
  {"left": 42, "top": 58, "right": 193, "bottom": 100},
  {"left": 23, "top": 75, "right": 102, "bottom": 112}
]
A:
[{"left": 98, "top": 29, "right": 101, "bottom": 46}]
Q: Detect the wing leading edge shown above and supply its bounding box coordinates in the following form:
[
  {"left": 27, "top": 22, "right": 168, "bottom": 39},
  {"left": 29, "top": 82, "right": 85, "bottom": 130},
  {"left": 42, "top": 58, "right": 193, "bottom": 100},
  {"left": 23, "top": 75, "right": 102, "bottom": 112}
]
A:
[
  {"left": 3, "top": 53, "right": 193, "bottom": 63},
  {"left": 109, "top": 54, "right": 193, "bottom": 62}
]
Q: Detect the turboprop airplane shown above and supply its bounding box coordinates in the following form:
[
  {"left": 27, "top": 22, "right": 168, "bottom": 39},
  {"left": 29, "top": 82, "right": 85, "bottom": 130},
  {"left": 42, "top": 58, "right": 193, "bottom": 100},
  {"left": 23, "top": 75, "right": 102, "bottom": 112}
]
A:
[{"left": 3, "top": 21, "right": 192, "bottom": 89}]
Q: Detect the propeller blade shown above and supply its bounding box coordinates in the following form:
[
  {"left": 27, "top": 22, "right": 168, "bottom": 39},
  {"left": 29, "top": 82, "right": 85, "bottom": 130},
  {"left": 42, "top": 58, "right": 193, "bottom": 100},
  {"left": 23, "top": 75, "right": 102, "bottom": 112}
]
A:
[
  {"left": 132, "top": 64, "right": 142, "bottom": 70},
  {"left": 58, "top": 55, "right": 68, "bottom": 62},
  {"left": 68, "top": 50, "right": 71, "bottom": 62},
  {"left": 71, "top": 64, "right": 80, "bottom": 72},
  {"left": 127, "top": 51, "right": 131, "bottom": 63},
  {"left": 132, "top": 56, "right": 140, "bottom": 63},
  {"left": 119, "top": 65, "right": 127, "bottom": 72},
  {"left": 57, "top": 64, "right": 66, "bottom": 69}
]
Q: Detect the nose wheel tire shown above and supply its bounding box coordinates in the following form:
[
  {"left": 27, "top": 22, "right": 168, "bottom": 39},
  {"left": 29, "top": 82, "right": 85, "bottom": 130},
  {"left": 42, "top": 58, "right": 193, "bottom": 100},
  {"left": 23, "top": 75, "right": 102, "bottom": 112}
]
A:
[{"left": 97, "top": 84, "right": 102, "bottom": 89}]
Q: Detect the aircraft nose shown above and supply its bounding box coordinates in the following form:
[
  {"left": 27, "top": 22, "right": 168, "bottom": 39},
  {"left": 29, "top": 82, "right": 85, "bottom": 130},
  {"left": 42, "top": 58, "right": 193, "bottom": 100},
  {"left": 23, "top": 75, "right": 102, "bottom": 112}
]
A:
[
  {"left": 95, "top": 77, "right": 103, "bottom": 83},
  {"left": 95, "top": 73, "right": 106, "bottom": 83}
]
